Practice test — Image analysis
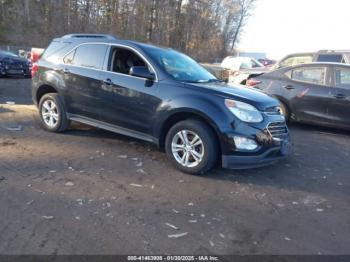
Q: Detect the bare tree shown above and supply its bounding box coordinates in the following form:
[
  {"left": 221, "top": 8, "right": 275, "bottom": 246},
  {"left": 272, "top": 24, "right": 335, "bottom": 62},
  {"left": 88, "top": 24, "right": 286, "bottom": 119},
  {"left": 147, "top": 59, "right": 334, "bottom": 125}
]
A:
[
  {"left": 0, "top": 0, "right": 257, "bottom": 61},
  {"left": 230, "top": 0, "right": 257, "bottom": 51}
]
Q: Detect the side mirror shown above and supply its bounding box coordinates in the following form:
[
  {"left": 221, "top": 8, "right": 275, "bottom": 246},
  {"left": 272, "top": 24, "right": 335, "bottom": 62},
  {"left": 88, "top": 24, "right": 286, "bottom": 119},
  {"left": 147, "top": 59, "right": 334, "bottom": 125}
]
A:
[{"left": 129, "top": 66, "right": 155, "bottom": 81}]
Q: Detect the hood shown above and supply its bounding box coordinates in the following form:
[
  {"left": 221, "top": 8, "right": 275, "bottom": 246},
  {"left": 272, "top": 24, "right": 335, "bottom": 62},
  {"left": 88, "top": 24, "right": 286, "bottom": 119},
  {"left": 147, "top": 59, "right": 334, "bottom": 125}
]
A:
[
  {"left": 188, "top": 81, "right": 278, "bottom": 111},
  {"left": 0, "top": 55, "right": 28, "bottom": 64}
]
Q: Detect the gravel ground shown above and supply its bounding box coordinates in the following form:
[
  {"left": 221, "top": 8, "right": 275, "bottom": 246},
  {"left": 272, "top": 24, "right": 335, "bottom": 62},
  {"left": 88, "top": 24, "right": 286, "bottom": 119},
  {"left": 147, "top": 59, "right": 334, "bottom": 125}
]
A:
[{"left": 0, "top": 78, "right": 349, "bottom": 255}]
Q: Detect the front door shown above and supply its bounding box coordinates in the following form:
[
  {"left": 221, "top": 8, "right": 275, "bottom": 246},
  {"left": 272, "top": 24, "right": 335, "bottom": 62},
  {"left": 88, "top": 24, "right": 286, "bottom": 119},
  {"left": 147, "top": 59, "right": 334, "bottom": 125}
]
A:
[{"left": 98, "top": 46, "right": 161, "bottom": 138}]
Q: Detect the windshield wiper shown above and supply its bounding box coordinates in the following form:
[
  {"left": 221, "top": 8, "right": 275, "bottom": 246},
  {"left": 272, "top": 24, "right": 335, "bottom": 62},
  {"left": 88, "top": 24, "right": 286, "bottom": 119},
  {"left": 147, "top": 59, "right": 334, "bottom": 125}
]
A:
[{"left": 183, "top": 79, "right": 224, "bottom": 83}]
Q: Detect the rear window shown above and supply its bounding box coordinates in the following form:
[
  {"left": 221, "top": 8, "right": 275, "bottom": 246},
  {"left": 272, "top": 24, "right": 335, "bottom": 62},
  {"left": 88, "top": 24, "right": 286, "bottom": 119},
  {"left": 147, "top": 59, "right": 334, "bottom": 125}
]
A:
[
  {"left": 317, "top": 54, "right": 344, "bottom": 63},
  {"left": 42, "top": 41, "right": 70, "bottom": 59}
]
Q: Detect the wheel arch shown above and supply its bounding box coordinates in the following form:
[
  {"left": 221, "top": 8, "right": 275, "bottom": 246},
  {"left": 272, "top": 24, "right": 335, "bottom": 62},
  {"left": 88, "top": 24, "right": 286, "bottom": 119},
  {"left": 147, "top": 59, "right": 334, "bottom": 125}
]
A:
[
  {"left": 158, "top": 110, "right": 222, "bottom": 155},
  {"left": 36, "top": 84, "right": 58, "bottom": 104}
]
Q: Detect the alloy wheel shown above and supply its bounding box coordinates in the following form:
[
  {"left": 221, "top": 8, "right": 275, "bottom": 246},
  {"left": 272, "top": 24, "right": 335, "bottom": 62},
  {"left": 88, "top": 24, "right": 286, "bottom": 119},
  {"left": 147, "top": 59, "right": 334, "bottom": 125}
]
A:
[
  {"left": 41, "top": 99, "right": 59, "bottom": 128},
  {"left": 171, "top": 130, "right": 204, "bottom": 168}
]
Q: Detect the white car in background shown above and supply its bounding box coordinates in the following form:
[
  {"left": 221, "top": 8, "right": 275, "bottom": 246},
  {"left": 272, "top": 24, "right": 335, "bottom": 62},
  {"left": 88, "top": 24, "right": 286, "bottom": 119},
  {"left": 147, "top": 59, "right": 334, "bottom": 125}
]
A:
[{"left": 221, "top": 56, "right": 269, "bottom": 85}]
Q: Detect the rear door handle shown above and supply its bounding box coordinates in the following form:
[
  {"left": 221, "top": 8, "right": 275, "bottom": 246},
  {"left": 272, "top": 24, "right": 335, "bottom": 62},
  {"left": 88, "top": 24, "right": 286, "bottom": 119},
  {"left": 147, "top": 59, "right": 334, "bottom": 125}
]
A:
[
  {"left": 103, "top": 78, "right": 113, "bottom": 85},
  {"left": 334, "top": 93, "right": 346, "bottom": 99},
  {"left": 283, "top": 84, "right": 294, "bottom": 90},
  {"left": 63, "top": 68, "right": 70, "bottom": 74}
]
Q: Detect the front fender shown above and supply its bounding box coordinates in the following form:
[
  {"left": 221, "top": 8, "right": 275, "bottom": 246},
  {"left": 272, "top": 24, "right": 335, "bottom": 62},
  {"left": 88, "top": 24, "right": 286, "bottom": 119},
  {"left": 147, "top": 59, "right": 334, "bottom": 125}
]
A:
[{"left": 153, "top": 94, "right": 234, "bottom": 149}]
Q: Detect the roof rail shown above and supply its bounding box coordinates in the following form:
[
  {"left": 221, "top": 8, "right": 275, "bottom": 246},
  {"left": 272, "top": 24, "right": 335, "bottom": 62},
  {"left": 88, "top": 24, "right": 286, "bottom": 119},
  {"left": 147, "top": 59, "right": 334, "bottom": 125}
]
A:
[{"left": 61, "top": 34, "right": 118, "bottom": 40}]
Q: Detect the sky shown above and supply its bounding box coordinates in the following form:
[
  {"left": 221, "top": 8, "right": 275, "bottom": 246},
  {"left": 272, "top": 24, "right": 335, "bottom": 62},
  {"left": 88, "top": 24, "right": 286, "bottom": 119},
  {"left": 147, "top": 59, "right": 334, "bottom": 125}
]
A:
[{"left": 238, "top": 0, "right": 350, "bottom": 60}]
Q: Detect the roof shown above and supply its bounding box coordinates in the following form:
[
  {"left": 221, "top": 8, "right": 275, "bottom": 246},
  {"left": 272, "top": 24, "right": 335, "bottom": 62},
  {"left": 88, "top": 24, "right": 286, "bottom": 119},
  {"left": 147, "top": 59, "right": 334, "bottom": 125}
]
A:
[{"left": 54, "top": 34, "right": 170, "bottom": 52}]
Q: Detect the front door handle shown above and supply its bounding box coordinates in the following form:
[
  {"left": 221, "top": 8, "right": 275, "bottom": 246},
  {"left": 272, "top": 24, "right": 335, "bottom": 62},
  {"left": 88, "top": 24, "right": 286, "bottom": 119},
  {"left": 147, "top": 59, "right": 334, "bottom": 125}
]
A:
[
  {"left": 334, "top": 93, "right": 346, "bottom": 99},
  {"left": 103, "top": 78, "right": 113, "bottom": 85},
  {"left": 283, "top": 84, "right": 294, "bottom": 90}
]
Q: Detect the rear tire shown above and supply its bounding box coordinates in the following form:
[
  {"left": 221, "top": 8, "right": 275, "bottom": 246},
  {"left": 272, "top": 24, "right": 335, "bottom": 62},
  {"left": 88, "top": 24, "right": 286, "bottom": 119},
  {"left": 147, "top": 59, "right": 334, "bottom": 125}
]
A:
[
  {"left": 39, "top": 93, "right": 70, "bottom": 132},
  {"left": 165, "top": 120, "right": 219, "bottom": 175}
]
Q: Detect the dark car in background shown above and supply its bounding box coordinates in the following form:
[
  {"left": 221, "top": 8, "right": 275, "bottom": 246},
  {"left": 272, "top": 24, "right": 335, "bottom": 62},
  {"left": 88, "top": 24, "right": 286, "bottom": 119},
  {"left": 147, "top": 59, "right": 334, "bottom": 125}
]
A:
[
  {"left": 249, "top": 62, "right": 350, "bottom": 130},
  {"left": 32, "top": 34, "right": 291, "bottom": 174},
  {"left": 0, "top": 51, "right": 32, "bottom": 78}
]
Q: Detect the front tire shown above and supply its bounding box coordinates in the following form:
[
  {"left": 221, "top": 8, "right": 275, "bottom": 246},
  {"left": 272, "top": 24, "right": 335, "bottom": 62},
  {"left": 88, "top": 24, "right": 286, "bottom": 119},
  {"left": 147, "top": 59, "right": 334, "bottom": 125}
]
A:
[
  {"left": 280, "top": 101, "right": 290, "bottom": 122},
  {"left": 39, "top": 93, "right": 70, "bottom": 132},
  {"left": 165, "top": 120, "right": 219, "bottom": 175}
]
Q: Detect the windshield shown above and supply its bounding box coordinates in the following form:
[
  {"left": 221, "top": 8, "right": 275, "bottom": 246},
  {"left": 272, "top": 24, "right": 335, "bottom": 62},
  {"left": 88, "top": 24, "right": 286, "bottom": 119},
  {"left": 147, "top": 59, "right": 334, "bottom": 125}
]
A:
[
  {"left": 0, "top": 51, "right": 18, "bottom": 57},
  {"left": 145, "top": 47, "right": 217, "bottom": 83}
]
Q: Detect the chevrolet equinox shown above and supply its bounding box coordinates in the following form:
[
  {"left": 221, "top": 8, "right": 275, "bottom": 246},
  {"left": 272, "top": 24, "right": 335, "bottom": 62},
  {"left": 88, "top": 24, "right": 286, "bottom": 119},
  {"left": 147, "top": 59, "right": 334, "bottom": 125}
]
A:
[{"left": 32, "top": 34, "right": 291, "bottom": 174}]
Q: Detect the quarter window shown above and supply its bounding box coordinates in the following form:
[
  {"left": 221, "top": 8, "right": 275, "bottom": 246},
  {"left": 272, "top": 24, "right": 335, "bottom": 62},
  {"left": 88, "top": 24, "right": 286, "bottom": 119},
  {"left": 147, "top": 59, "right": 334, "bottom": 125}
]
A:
[
  {"left": 63, "top": 44, "right": 107, "bottom": 69},
  {"left": 290, "top": 67, "right": 326, "bottom": 85},
  {"left": 335, "top": 68, "right": 350, "bottom": 89}
]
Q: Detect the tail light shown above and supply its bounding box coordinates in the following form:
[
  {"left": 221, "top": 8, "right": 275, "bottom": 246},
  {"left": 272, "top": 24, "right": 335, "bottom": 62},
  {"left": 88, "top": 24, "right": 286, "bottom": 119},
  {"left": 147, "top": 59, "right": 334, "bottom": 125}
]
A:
[
  {"left": 246, "top": 79, "right": 261, "bottom": 87},
  {"left": 31, "top": 63, "right": 39, "bottom": 78}
]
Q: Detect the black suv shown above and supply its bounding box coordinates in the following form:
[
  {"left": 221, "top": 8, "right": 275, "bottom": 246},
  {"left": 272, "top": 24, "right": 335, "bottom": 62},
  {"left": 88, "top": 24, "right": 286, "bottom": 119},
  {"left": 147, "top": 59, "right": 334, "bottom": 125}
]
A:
[{"left": 32, "top": 34, "right": 291, "bottom": 174}]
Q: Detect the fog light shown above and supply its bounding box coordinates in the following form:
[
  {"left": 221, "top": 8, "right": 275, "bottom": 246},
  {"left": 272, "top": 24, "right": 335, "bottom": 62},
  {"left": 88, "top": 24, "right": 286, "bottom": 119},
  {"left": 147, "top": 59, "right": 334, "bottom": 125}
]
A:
[{"left": 234, "top": 136, "right": 258, "bottom": 151}]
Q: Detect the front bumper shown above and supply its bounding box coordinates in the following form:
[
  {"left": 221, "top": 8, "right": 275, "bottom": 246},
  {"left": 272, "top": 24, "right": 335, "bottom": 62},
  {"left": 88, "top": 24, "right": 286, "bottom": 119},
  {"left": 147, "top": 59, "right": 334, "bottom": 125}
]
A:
[
  {"left": 222, "top": 138, "right": 292, "bottom": 169},
  {"left": 0, "top": 66, "right": 31, "bottom": 76},
  {"left": 219, "top": 113, "right": 292, "bottom": 169}
]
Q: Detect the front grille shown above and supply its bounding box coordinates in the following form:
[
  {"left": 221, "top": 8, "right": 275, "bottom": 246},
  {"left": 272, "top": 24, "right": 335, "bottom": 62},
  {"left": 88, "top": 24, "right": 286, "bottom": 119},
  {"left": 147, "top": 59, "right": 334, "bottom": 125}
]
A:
[
  {"left": 267, "top": 121, "right": 288, "bottom": 140},
  {"left": 9, "top": 64, "right": 23, "bottom": 70}
]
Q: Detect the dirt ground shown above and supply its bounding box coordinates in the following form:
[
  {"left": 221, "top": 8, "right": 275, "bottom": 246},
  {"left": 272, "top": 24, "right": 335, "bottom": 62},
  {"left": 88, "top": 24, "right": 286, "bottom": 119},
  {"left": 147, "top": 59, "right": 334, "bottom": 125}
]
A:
[{"left": 0, "top": 78, "right": 349, "bottom": 255}]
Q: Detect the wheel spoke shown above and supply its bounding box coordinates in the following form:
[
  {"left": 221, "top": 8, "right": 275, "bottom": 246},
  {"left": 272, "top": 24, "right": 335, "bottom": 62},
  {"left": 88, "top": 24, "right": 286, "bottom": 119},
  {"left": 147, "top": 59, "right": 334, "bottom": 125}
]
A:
[
  {"left": 172, "top": 143, "right": 185, "bottom": 152},
  {"left": 180, "top": 152, "right": 187, "bottom": 165},
  {"left": 190, "top": 135, "right": 200, "bottom": 145},
  {"left": 52, "top": 113, "right": 59, "bottom": 121},
  {"left": 49, "top": 116, "right": 54, "bottom": 127},
  {"left": 181, "top": 130, "right": 189, "bottom": 145},
  {"left": 184, "top": 151, "right": 190, "bottom": 166},
  {"left": 43, "top": 102, "right": 50, "bottom": 111},
  {"left": 191, "top": 150, "right": 203, "bottom": 161}
]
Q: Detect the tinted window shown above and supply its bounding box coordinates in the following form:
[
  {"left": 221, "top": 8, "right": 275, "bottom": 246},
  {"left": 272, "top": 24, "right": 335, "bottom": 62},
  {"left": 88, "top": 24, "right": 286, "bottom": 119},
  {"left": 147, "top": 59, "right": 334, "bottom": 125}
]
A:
[
  {"left": 317, "top": 54, "right": 343, "bottom": 63},
  {"left": 42, "top": 41, "right": 69, "bottom": 59},
  {"left": 335, "top": 68, "right": 350, "bottom": 89},
  {"left": 70, "top": 44, "right": 107, "bottom": 69},
  {"left": 290, "top": 67, "right": 326, "bottom": 85},
  {"left": 145, "top": 46, "right": 216, "bottom": 82}
]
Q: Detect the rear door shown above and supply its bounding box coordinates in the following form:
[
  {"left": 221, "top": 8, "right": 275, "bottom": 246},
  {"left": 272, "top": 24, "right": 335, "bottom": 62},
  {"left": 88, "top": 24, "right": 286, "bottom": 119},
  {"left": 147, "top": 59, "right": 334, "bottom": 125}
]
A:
[
  {"left": 327, "top": 66, "right": 350, "bottom": 127},
  {"left": 283, "top": 65, "right": 332, "bottom": 123},
  {"left": 61, "top": 43, "right": 108, "bottom": 120}
]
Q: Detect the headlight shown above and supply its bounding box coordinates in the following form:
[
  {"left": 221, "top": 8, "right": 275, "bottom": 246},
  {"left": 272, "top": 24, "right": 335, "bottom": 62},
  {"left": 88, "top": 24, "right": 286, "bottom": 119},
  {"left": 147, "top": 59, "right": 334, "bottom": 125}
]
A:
[{"left": 225, "top": 99, "right": 263, "bottom": 123}]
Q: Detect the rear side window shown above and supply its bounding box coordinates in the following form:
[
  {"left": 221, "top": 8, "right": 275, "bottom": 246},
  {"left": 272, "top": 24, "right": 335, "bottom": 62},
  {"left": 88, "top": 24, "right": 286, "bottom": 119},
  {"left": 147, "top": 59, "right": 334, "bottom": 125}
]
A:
[
  {"left": 317, "top": 54, "right": 344, "bottom": 63},
  {"left": 289, "top": 67, "right": 326, "bottom": 85},
  {"left": 335, "top": 68, "right": 350, "bottom": 89},
  {"left": 64, "top": 44, "right": 108, "bottom": 69}
]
